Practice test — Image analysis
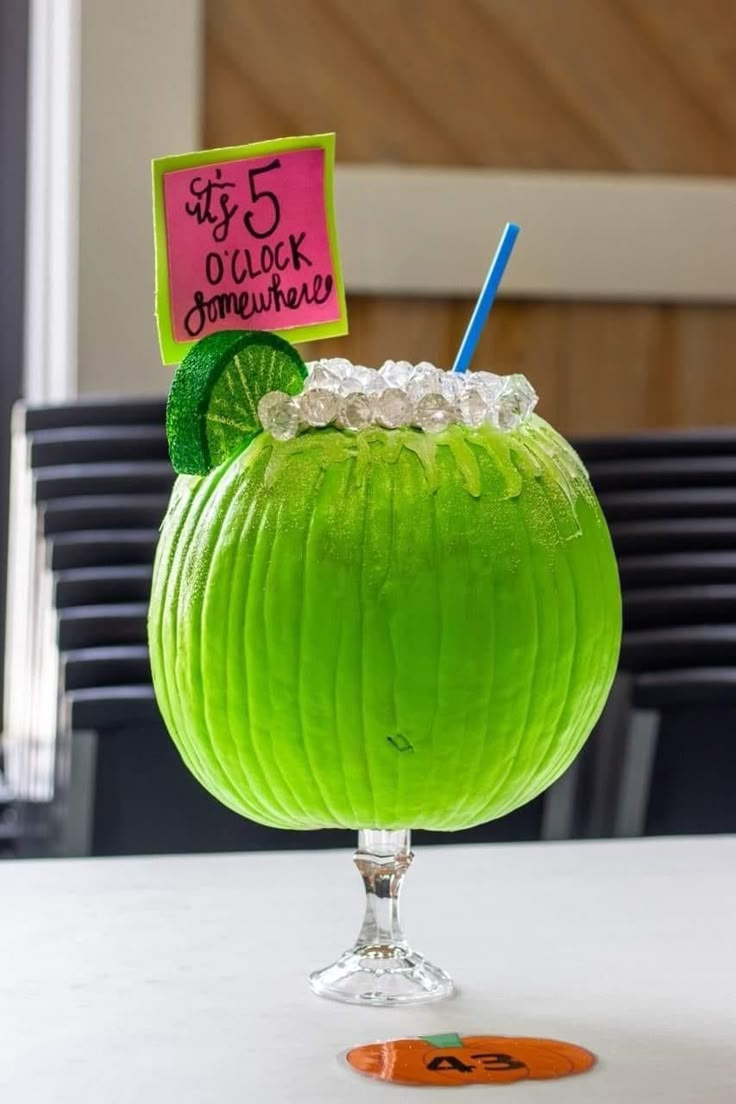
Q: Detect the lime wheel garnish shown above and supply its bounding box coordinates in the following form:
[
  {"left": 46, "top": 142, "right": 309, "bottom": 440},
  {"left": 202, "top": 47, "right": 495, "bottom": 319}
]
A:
[{"left": 165, "top": 329, "right": 307, "bottom": 475}]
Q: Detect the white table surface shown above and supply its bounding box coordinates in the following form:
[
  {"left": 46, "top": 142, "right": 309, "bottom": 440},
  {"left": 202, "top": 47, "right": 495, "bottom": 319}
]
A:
[{"left": 1, "top": 837, "right": 734, "bottom": 1103}]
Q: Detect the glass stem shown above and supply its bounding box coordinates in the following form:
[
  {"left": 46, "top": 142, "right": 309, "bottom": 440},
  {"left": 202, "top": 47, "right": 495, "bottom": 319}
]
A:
[{"left": 354, "top": 829, "right": 412, "bottom": 952}]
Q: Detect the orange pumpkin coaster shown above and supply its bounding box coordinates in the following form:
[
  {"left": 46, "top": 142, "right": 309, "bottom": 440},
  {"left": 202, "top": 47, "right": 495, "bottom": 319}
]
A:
[{"left": 346, "top": 1033, "right": 596, "bottom": 1087}]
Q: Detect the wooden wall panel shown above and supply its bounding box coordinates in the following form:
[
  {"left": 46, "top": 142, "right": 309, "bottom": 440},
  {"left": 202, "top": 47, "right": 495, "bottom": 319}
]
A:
[
  {"left": 203, "top": 0, "right": 736, "bottom": 434},
  {"left": 204, "top": 0, "right": 736, "bottom": 173}
]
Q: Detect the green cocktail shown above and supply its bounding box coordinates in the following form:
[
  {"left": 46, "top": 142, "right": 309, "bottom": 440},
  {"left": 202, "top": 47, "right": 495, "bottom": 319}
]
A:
[{"left": 148, "top": 334, "right": 621, "bottom": 1003}]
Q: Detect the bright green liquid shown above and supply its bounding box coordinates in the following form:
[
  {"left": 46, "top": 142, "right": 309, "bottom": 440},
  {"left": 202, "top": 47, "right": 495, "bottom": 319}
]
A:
[{"left": 149, "top": 417, "right": 621, "bottom": 830}]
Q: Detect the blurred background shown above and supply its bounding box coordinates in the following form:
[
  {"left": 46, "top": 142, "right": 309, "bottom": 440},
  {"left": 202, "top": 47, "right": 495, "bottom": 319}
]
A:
[{"left": 1, "top": 0, "right": 735, "bottom": 858}]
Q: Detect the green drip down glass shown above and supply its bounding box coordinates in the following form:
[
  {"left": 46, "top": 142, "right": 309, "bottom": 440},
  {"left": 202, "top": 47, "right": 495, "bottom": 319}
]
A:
[{"left": 149, "top": 414, "right": 621, "bottom": 1005}]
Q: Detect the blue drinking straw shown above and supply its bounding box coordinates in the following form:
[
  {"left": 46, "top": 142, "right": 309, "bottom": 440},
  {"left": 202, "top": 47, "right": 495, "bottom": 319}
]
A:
[{"left": 452, "top": 222, "right": 520, "bottom": 373}]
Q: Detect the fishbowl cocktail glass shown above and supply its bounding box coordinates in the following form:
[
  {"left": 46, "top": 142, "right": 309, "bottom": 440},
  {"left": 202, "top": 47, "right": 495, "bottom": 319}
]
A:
[{"left": 149, "top": 356, "right": 621, "bottom": 1005}]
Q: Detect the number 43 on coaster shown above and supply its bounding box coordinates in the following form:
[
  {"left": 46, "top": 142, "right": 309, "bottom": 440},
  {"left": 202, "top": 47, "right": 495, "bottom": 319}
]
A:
[
  {"left": 346, "top": 1033, "right": 597, "bottom": 1087},
  {"left": 152, "top": 133, "right": 348, "bottom": 364}
]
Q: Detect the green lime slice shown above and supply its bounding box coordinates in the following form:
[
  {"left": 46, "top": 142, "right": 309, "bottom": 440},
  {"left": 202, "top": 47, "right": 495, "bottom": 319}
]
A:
[{"left": 166, "top": 330, "right": 307, "bottom": 475}]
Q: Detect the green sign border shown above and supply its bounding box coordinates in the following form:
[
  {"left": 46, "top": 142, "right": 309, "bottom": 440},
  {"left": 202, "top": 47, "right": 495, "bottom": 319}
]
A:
[{"left": 152, "top": 132, "right": 348, "bottom": 365}]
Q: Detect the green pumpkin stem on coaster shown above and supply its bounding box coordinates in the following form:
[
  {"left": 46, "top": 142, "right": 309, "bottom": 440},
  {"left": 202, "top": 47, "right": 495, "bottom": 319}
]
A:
[{"left": 165, "top": 329, "right": 307, "bottom": 475}]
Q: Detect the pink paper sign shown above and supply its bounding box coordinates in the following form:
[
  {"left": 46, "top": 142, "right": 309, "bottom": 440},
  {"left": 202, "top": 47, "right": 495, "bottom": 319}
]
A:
[{"left": 152, "top": 134, "right": 347, "bottom": 364}]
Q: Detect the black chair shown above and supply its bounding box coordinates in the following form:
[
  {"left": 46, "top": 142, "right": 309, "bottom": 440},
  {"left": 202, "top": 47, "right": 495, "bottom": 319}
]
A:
[
  {"left": 3, "top": 401, "right": 170, "bottom": 843},
  {"left": 43, "top": 496, "right": 170, "bottom": 536},
  {"left": 587, "top": 457, "right": 736, "bottom": 492},
  {"left": 574, "top": 428, "right": 736, "bottom": 461},
  {"left": 614, "top": 668, "right": 736, "bottom": 838},
  {"left": 20, "top": 397, "right": 166, "bottom": 432},
  {"left": 63, "top": 646, "right": 151, "bottom": 690},
  {"left": 55, "top": 566, "right": 153, "bottom": 608},
  {"left": 57, "top": 605, "right": 148, "bottom": 650},
  {"left": 614, "top": 544, "right": 736, "bottom": 838},
  {"left": 596, "top": 438, "right": 736, "bottom": 838},
  {"left": 599, "top": 488, "right": 736, "bottom": 522},
  {"left": 29, "top": 425, "right": 168, "bottom": 468},
  {"left": 624, "top": 586, "right": 736, "bottom": 629},
  {"left": 49, "top": 531, "right": 159, "bottom": 571},
  {"left": 35, "top": 461, "right": 174, "bottom": 500},
  {"left": 619, "top": 552, "right": 736, "bottom": 588},
  {"left": 545, "top": 433, "right": 736, "bottom": 841},
  {"left": 611, "top": 518, "right": 736, "bottom": 555}
]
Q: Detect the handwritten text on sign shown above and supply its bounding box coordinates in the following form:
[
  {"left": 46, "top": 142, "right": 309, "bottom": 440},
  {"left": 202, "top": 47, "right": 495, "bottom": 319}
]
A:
[{"left": 153, "top": 135, "right": 347, "bottom": 363}]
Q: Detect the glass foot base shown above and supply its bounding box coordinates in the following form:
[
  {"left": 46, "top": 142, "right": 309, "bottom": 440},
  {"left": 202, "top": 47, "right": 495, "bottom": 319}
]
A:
[{"left": 310, "top": 943, "right": 454, "bottom": 1006}]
